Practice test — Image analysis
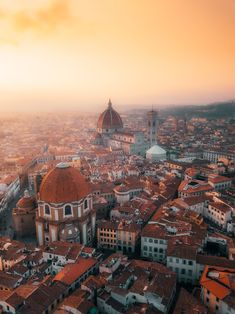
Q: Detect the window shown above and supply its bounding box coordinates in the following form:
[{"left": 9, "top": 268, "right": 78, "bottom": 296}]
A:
[
  {"left": 45, "top": 205, "right": 50, "bottom": 215},
  {"left": 154, "top": 239, "right": 158, "bottom": 244},
  {"left": 181, "top": 269, "right": 185, "bottom": 274},
  {"left": 65, "top": 205, "right": 72, "bottom": 216},
  {"left": 188, "top": 270, "right": 192, "bottom": 276},
  {"left": 149, "top": 238, "right": 153, "bottom": 243},
  {"left": 188, "top": 260, "right": 193, "bottom": 265},
  {"left": 84, "top": 199, "right": 88, "bottom": 209}
]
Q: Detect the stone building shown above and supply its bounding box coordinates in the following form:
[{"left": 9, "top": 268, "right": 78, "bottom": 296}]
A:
[
  {"left": 12, "top": 190, "right": 37, "bottom": 238},
  {"left": 35, "top": 163, "right": 96, "bottom": 246},
  {"left": 94, "top": 99, "right": 149, "bottom": 156}
]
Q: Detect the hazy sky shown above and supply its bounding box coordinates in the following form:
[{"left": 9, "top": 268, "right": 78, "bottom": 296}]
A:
[{"left": 0, "top": 0, "right": 235, "bottom": 112}]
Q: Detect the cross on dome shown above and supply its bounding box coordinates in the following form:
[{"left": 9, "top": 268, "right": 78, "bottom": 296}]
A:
[{"left": 108, "top": 98, "right": 112, "bottom": 108}]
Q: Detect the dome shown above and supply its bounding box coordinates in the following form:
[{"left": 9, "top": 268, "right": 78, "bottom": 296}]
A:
[
  {"left": 16, "top": 190, "right": 37, "bottom": 210},
  {"left": 146, "top": 144, "right": 166, "bottom": 161},
  {"left": 39, "top": 163, "right": 90, "bottom": 203},
  {"left": 146, "top": 145, "right": 166, "bottom": 155},
  {"left": 97, "top": 99, "right": 123, "bottom": 130},
  {"left": 59, "top": 223, "right": 80, "bottom": 242},
  {"left": 114, "top": 184, "right": 129, "bottom": 193}
]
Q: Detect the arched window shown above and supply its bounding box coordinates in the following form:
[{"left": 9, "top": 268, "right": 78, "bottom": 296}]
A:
[
  {"left": 45, "top": 205, "right": 50, "bottom": 215},
  {"left": 84, "top": 199, "right": 88, "bottom": 210},
  {"left": 65, "top": 205, "right": 72, "bottom": 216}
]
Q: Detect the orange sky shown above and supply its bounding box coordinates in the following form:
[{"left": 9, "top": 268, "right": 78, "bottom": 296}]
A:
[{"left": 0, "top": 0, "right": 235, "bottom": 112}]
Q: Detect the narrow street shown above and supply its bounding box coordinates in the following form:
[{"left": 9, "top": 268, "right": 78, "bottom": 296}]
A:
[{"left": 0, "top": 189, "right": 23, "bottom": 238}]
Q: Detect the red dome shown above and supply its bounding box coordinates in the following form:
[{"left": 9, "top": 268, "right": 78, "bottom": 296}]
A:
[
  {"left": 17, "top": 191, "right": 37, "bottom": 210},
  {"left": 39, "top": 163, "right": 90, "bottom": 203},
  {"left": 97, "top": 99, "right": 123, "bottom": 130}
]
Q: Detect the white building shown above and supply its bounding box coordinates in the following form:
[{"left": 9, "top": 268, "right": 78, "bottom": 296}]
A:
[{"left": 146, "top": 144, "right": 167, "bottom": 162}]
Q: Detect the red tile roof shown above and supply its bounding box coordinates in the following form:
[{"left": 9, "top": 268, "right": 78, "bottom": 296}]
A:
[
  {"left": 39, "top": 165, "right": 90, "bottom": 203},
  {"left": 53, "top": 258, "right": 97, "bottom": 286}
]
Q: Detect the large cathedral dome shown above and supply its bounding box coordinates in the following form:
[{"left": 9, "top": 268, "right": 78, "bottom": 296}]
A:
[
  {"left": 97, "top": 99, "right": 123, "bottom": 132},
  {"left": 39, "top": 163, "right": 90, "bottom": 203}
]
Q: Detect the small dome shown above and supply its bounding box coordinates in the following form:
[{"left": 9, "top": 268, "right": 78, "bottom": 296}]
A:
[
  {"left": 114, "top": 184, "right": 129, "bottom": 193},
  {"left": 39, "top": 164, "right": 90, "bottom": 203},
  {"left": 146, "top": 145, "right": 166, "bottom": 155},
  {"left": 59, "top": 223, "right": 80, "bottom": 242},
  {"left": 97, "top": 99, "right": 123, "bottom": 130},
  {"left": 146, "top": 145, "right": 166, "bottom": 161},
  {"left": 16, "top": 190, "right": 37, "bottom": 210}
]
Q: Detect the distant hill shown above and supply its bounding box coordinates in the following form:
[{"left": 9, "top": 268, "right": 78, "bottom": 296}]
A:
[{"left": 161, "top": 100, "right": 235, "bottom": 119}]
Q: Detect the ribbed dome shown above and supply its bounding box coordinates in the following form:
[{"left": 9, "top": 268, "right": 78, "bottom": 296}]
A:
[
  {"left": 39, "top": 163, "right": 90, "bottom": 203},
  {"left": 97, "top": 99, "right": 123, "bottom": 130}
]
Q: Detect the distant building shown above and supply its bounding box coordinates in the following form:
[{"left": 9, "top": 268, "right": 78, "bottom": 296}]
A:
[
  {"left": 94, "top": 99, "right": 149, "bottom": 156},
  {"left": 146, "top": 109, "right": 166, "bottom": 161},
  {"left": 147, "top": 109, "right": 158, "bottom": 146}
]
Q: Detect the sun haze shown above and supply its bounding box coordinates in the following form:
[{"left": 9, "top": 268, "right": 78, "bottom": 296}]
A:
[{"left": 0, "top": 0, "right": 235, "bottom": 112}]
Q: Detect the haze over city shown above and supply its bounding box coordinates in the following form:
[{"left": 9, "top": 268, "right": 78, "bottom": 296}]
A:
[
  {"left": 0, "top": 0, "right": 235, "bottom": 112},
  {"left": 1, "top": 1, "right": 235, "bottom": 313}
]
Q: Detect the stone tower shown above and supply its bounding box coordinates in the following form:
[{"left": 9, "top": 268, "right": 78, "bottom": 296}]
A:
[{"left": 147, "top": 109, "right": 158, "bottom": 147}]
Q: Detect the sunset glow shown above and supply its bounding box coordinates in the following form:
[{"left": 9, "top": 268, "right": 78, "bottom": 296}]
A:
[{"left": 0, "top": 0, "right": 235, "bottom": 111}]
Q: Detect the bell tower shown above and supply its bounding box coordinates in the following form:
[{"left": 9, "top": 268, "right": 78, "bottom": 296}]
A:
[{"left": 147, "top": 109, "right": 158, "bottom": 147}]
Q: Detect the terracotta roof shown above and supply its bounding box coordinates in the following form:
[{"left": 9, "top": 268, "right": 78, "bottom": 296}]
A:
[
  {"left": 208, "top": 174, "right": 232, "bottom": 184},
  {"left": 39, "top": 164, "right": 90, "bottom": 203},
  {"left": 173, "top": 288, "right": 207, "bottom": 314},
  {"left": 5, "top": 292, "right": 24, "bottom": 308},
  {"left": 200, "top": 266, "right": 235, "bottom": 300},
  {"left": 53, "top": 258, "right": 97, "bottom": 286},
  {"left": 167, "top": 243, "right": 198, "bottom": 260},
  {"left": 16, "top": 195, "right": 37, "bottom": 210},
  {"left": 97, "top": 100, "right": 123, "bottom": 130},
  {"left": 0, "top": 271, "right": 21, "bottom": 289},
  {"left": 178, "top": 180, "right": 213, "bottom": 194},
  {"left": 209, "top": 201, "right": 232, "bottom": 213},
  {"left": 196, "top": 254, "right": 235, "bottom": 269}
]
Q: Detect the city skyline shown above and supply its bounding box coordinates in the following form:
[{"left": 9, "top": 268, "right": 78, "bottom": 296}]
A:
[{"left": 0, "top": 0, "right": 235, "bottom": 112}]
